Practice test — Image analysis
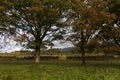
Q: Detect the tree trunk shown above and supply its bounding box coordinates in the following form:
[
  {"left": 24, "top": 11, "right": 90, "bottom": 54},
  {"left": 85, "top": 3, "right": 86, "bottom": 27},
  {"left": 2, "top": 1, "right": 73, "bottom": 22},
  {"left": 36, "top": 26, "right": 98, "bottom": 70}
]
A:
[
  {"left": 81, "top": 46, "right": 86, "bottom": 65},
  {"left": 35, "top": 48, "right": 40, "bottom": 64},
  {"left": 80, "top": 29, "right": 86, "bottom": 65}
]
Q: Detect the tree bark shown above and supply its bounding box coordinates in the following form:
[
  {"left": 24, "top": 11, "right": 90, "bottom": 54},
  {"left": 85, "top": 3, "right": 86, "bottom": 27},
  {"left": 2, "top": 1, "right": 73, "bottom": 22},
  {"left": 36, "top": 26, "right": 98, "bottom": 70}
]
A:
[
  {"left": 80, "top": 29, "right": 86, "bottom": 65},
  {"left": 35, "top": 48, "right": 40, "bottom": 64},
  {"left": 81, "top": 46, "right": 86, "bottom": 65}
]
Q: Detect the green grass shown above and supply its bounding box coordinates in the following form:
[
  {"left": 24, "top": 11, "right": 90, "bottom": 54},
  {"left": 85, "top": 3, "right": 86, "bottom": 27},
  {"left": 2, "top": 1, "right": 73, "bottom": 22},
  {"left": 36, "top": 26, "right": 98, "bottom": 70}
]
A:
[{"left": 0, "top": 60, "right": 120, "bottom": 80}]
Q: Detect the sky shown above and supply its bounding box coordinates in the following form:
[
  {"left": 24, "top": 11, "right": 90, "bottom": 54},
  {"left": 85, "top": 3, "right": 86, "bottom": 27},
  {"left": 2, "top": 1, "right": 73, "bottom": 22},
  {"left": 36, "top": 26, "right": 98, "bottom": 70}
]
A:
[
  {"left": 0, "top": 39, "right": 73, "bottom": 53},
  {"left": 0, "top": 40, "right": 22, "bottom": 53},
  {"left": 0, "top": 26, "right": 73, "bottom": 53},
  {"left": 53, "top": 41, "right": 73, "bottom": 48}
]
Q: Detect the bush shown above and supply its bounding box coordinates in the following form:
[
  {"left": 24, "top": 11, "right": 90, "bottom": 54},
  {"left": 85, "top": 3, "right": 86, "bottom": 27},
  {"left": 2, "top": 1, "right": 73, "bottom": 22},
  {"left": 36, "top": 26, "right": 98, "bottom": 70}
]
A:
[{"left": 58, "top": 55, "right": 67, "bottom": 60}]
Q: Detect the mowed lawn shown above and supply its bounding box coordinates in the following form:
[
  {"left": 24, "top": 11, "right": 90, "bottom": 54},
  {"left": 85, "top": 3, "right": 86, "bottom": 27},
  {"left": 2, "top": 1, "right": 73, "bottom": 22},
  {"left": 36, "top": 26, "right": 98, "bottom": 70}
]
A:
[{"left": 0, "top": 59, "right": 120, "bottom": 80}]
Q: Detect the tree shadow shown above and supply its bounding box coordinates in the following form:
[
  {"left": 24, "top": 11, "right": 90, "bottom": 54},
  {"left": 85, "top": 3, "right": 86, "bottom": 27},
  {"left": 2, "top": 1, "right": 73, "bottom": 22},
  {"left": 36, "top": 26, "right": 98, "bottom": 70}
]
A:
[
  {"left": 0, "top": 59, "right": 120, "bottom": 69},
  {"left": 41, "top": 60, "right": 120, "bottom": 69}
]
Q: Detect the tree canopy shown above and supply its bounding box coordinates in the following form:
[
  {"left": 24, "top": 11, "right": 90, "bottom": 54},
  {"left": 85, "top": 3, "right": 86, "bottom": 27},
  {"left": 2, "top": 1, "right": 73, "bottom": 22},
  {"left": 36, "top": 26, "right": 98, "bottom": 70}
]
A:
[
  {"left": 0, "top": 0, "right": 120, "bottom": 64},
  {"left": 67, "top": 0, "right": 117, "bottom": 64},
  {"left": 4, "top": 0, "right": 72, "bottom": 63}
]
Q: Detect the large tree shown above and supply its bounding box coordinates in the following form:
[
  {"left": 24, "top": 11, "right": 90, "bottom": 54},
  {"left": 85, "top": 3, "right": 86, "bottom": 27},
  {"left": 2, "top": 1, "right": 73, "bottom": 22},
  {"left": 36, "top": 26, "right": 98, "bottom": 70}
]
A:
[
  {"left": 98, "top": 0, "right": 120, "bottom": 47},
  {"left": 68, "top": 0, "right": 115, "bottom": 64},
  {"left": 8, "top": 0, "right": 71, "bottom": 63},
  {"left": 0, "top": 0, "right": 15, "bottom": 49}
]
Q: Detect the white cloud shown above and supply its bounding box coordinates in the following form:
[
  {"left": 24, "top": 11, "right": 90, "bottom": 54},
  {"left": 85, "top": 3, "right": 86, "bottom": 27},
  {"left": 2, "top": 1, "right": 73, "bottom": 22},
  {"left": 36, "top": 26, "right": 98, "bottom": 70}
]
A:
[
  {"left": 0, "top": 40, "right": 22, "bottom": 53},
  {"left": 53, "top": 41, "right": 73, "bottom": 49},
  {"left": 0, "top": 40, "right": 73, "bottom": 53}
]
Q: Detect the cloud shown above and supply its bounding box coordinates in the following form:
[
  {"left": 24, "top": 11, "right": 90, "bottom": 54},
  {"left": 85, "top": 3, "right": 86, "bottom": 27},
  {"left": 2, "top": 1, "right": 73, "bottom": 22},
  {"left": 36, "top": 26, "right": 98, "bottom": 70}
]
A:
[{"left": 0, "top": 40, "right": 22, "bottom": 53}]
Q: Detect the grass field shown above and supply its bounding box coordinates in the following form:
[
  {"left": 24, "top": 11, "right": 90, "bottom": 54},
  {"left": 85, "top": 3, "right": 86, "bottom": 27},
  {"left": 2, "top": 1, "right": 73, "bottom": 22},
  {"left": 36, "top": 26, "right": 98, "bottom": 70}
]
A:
[{"left": 0, "top": 59, "right": 120, "bottom": 80}]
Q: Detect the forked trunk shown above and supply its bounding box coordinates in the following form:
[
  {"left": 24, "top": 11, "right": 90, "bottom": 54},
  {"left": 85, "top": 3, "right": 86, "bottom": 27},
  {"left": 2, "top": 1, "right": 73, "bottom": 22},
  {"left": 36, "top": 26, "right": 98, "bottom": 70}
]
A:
[{"left": 35, "top": 49, "right": 40, "bottom": 64}]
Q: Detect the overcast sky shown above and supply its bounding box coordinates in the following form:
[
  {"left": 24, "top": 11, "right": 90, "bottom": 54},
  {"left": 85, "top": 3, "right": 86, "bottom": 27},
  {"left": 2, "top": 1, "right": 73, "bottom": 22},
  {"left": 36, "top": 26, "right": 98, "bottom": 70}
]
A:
[{"left": 0, "top": 40, "right": 73, "bottom": 53}]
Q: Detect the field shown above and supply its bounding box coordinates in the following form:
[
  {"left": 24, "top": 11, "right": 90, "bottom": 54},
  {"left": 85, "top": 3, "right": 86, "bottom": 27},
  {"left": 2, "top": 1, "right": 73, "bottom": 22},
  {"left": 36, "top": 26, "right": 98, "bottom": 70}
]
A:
[{"left": 0, "top": 59, "right": 120, "bottom": 80}]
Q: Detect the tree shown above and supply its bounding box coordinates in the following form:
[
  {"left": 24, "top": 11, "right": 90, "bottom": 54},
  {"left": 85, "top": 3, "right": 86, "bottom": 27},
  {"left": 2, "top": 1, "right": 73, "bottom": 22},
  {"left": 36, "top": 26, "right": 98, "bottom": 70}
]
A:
[
  {"left": 108, "top": 0, "right": 120, "bottom": 25},
  {"left": 98, "top": 0, "right": 120, "bottom": 47},
  {"left": 86, "top": 38, "right": 101, "bottom": 53},
  {"left": 101, "top": 43, "right": 120, "bottom": 56},
  {"left": 0, "top": 0, "right": 15, "bottom": 49},
  {"left": 68, "top": 0, "right": 115, "bottom": 64},
  {"left": 8, "top": 0, "right": 71, "bottom": 63}
]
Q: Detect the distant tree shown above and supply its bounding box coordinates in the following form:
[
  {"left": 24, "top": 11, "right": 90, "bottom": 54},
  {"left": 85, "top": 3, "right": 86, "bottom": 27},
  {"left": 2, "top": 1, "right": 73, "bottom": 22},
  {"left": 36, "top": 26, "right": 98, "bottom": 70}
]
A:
[
  {"left": 86, "top": 38, "right": 101, "bottom": 53},
  {"left": 8, "top": 0, "right": 71, "bottom": 63},
  {"left": 101, "top": 43, "right": 120, "bottom": 56},
  {"left": 68, "top": 0, "right": 115, "bottom": 64}
]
